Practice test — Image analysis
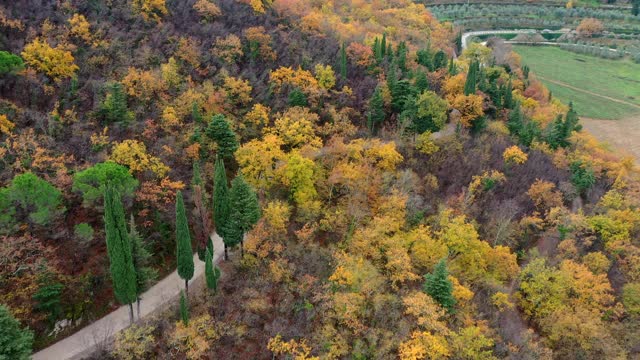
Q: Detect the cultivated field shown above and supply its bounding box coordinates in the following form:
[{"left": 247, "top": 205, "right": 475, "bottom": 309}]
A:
[{"left": 513, "top": 45, "right": 640, "bottom": 119}]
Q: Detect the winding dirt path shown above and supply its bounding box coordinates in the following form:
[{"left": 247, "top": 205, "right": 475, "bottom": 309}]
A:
[{"left": 32, "top": 233, "right": 225, "bottom": 360}]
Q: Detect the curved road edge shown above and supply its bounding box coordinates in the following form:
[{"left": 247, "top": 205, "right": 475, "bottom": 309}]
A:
[{"left": 32, "top": 233, "right": 225, "bottom": 360}]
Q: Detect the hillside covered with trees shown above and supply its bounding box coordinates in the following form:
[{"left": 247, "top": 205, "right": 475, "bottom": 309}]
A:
[{"left": 1, "top": 0, "right": 640, "bottom": 359}]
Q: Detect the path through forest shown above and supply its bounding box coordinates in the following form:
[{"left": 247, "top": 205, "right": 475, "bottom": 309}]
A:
[{"left": 32, "top": 233, "right": 225, "bottom": 360}]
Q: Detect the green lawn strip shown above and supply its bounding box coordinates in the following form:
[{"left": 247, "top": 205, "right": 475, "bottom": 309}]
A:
[
  {"left": 543, "top": 81, "right": 638, "bottom": 119},
  {"left": 513, "top": 46, "right": 640, "bottom": 118}
]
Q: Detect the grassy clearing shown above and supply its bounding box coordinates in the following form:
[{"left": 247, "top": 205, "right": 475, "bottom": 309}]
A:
[{"left": 513, "top": 45, "right": 640, "bottom": 119}]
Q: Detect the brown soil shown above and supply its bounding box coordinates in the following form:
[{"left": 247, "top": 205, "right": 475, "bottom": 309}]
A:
[{"left": 581, "top": 115, "right": 640, "bottom": 161}]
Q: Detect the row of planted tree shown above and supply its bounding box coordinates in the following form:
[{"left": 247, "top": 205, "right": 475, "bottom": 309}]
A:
[{"left": 102, "top": 156, "right": 260, "bottom": 324}]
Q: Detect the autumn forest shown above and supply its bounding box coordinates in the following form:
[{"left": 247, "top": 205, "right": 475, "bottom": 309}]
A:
[{"left": 1, "top": 0, "right": 640, "bottom": 359}]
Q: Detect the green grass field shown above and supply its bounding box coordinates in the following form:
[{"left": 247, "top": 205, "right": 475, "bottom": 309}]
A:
[{"left": 513, "top": 46, "right": 640, "bottom": 119}]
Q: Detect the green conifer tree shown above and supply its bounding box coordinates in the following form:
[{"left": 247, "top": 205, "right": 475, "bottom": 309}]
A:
[
  {"left": 129, "top": 215, "right": 157, "bottom": 318},
  {"left": 104, "top": 185, "right": 137, "bottom": 323},
  {"left": 416, "top": 48, "right": 432, "bottom": 69},
  {"left": 205, "top": 114, "right": 239, "bottom": 159},
  {"left": 373, "top": 37, "right": 382, "bottom": 63},
  {"left": 288, "top": 88, "right": 308, "bottom": 107},
  {"left": 367, "top": 85, "right": 385, "bottom": 134},
  {"left": 423, "top": 259, "right": 456, "bottom": 313},
  {"left": 381, "top": 33, "right": 387, "bottom": 58},
  {"left": 223, "top": 175, "right": 261, "bottom": 257},
  {"left": 213, "top": 157, "right": 231, "bottom": 260},
  {"left": 175, "top": 191, "right": 194, "bottom": 295},
  {"left": 415, "top": 71, "right": 429, "bottom": 93},
  {"left": 448, "top": 57, "right": 457, "bottom": 76},
  {"left": 464, "top": 61, "right": 478, "bottom": 95},
  {"left": 97, "top": 82, "right": 133, "bottom": 124},
  {"left": 455, "top": 31, "right": 463, "bottom": 54},
  {"left": 205, "top": 246, "right": 221, "bottom": 293},
  {"left": 503, "top": 80, "right": 513, "bottom": 109},
  {"left": 396, "top": 42, "right": 408, "bottom": 72},
  {"left": 339, "top": 43, "right": 347, "bottom": 79},
  {"left": 0, "top": 305, "right": 33, "bottom": 360},
  {"left": 432, "top": 50, "right": 447, "bottom": 70},
  {"left": 191, "top": 102, "right": 203, "bottom": 123},
  {"left": 179, "top": 290, "right": 189, "bottom": 326}
]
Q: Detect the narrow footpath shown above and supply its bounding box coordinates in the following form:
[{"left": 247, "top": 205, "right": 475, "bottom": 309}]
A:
[{"left": 32, "top": 233, "right": 225, "bottom": 360}]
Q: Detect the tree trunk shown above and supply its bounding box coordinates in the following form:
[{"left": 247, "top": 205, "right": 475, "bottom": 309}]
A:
[
  {"left": 240, "top": 239, "right": 244, "bottom": 258},
  {"left": 136, "top": 297, "right": 141, "bottom": 319},
  {"left": 185, "top": 279, "right": 189, "bottom": 296},
  {"left": 224, "top": 243, "right": 228, "bottom": 261},
  {"left": 128, "top": 303, "right": 134, "bottom": 324}
]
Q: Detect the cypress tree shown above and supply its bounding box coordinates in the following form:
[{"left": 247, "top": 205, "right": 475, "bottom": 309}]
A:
[
  {"left": 213, "top": 157, "right": 231, "bottom": 260},
  {"left": 104, "top": 185, "right": 137, "bottom": 323},
  {"left": 339, "top": 43, "right": 347, "bottom": 79},
  {"left": 455, "top": 31, "right": 463, "bottom": 54},
  {"left": 490, "top": 81, "right": 501, "bottom": 109},
  {"left": 179, "top": 290, "right": 189, "bottom": 326},
  {"left": 448, "top": 57, "right": 457, "bottom": 76},
  {"left": 373, "top": 37, "right": 382, "bottom": 63},
  {"left": 396, "top": 42, "right": 407, "bottom": 73},
  {"left": 633, "top": 0, "right": 639, "bottom": 16},
  {"left": 503, "top": 80, "right": 513, "bottom": 109},
  {"left": 367, "top": 85, "right": 385, "bottom": 134},
  {"left": 464, "top": 61, "right": 478, "bottom": 95},
  {"left": 191, "top": 102, "right": 203, "bottom": 123},
  {"left": 175, "top": 191, "right": 194, "bottom": 295},
  {"left": 381, "top": 33, "right": 387, "bottom": 58},
  {"left": 423, "top": 259, "right": 456, "bottom": 313},
  {"left": 205, "top": 114, "right": 239, "bottom": 159},
  {"left": 205, "top": 246, "right": 221, "bottom": 293},
  {"left": 129, "top": 215, "right": 157, "bottom": 318},
  {"left": 507, "top": 102, "right": 523, "bottom": 135},
  {"left": 224, "top": 175, "right": 260, "bottom": 257}
]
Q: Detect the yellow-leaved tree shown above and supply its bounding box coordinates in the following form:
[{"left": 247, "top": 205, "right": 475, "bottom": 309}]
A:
[
  {"left": 131, "top": 0, "right": 168, "bottom": 23},
  {"left": 21, "top": 38, "right": 78, "bottom": 82},
  {"left": 110, "top": 140, "right": 169, "bottom": 178}
]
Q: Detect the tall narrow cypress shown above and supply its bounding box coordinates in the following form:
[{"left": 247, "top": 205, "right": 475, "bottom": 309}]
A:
[
  {"left": 503, "top": 80, "right": 513, "bottom": 109},
  {"left": 179, "top": 290, "right": 189, "bottom": 326},
  {"left": 129, "top": 215, "right": 156, "bottom": 318},
  {"left": 373, "top": 37, "right": 382, "bottom": 63},
  {"left": 213, "top": 157, "right": 231, "bottom": 260},
  {"left": 448, "top": 58, "right": 457, "bottom": 76},
  {"left": 339, "top": 43, "right": 347, "bottom": 79},
  {"left": 396, "top": 42, "right": 407, "bottom": 72},
  {"left": 367, "top": 85, "right": 385, "bottom": 134},
  {"left": 104, "top": 185, "right": 137, "bottom": 323},
  {"left": 175, "top": 191, "right": 194, "bottom": 295},
  {"left": 381, "top": 33, "right": 387, "bottom": 58},
  {"left": 205, "top": 246, "right": 221, "bottom": 293},
  {"left": 464, "top": 61, "right": 478, "bottom": 95}
]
